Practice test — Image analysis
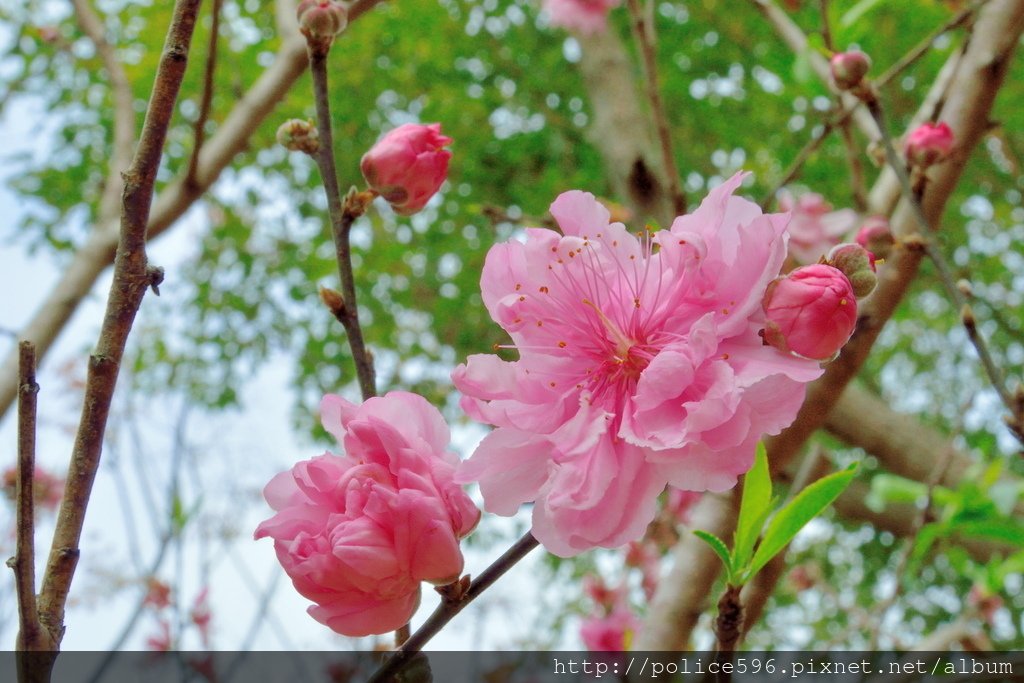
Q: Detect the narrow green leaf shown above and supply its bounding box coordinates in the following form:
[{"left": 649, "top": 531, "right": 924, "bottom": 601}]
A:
[
  {"left": 733, "top": 443, "right": 772, "bottom": 572},
  {"left": 747, "top": 464, "right": 858, "bottom": 579},
  {"left": 694, "top": 529, "right": 733, "bottom": 581}
]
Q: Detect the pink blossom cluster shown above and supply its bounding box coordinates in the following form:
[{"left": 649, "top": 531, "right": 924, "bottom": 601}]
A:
[
  {"left": 543, "top": 0, "right": 621, "bottom": 35},
  {"left": 777, "top": 190, "right": 858, "bottom": 264},
  {"left": 255, "top": 392, "right": 480, "bottom": 636},
  {"left": 454, "top": 174, "right": 825, "bottom": 557}
]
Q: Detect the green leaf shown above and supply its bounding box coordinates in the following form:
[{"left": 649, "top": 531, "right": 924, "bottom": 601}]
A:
[
  {"left": 694, "top": 529, "right": 734, "bottom": 581},
  {"left": 747, "top": 464, "right": 858, "bottom": 579},
  {"left": 733, "top": 442, "right": 772, "bottom": 572},
  {"left": 866, "top": 473, "right": 927, "bottom": 512}
]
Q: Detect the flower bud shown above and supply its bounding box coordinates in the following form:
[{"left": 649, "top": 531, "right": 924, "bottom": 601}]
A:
[
  {"left": 276, "top": 119, "right": 319, "bottom": 154},
  {"left": 762, "top": 264, "right": 858, "bottom": 361},
  {"left": 905, "top": 122, "right": 954, "bottom": 167},
  {"left": 296, "top": 0, "right": 348, "bottom": 45},
  {"left": 360, "top": 123, "right": 453, "bottom": 215},
  {"left": 830, "top": 50, "right": 871, "bottom": 91},
  {"left": 855, "top": 215, "right": 894, "bottom": 260},
  {"left": 826, "top": 242, "right": 877, "bottom": 298}
]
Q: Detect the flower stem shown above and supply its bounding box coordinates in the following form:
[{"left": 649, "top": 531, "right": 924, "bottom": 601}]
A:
[
  {"left": 367, "top": 532, "right": 540, "bottom": 683},
  {"left": 864, "top": 94, "right": 1022, "bottom": 444},
  {"left": 306, "top": 42, "right": 377, "bottom": 401}
]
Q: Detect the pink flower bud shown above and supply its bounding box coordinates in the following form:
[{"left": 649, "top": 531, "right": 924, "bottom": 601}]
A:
[
  {"left": 296, "top": 0, "right": 348, "bottom": 44},
  {"left": 825, "top": 243, "right": 877, "bottom": 298},
  {"left": 762, "top": 264, "right": 858, "bottom": 361},
  {"left": 855, "top": 215, "right": 894, "bottom": 260},
  {"left": 360, "top": 123, "right": 453, "bottom": 216},
  {"left": 905, "top": 122, "right": 954, "bottom": 167},
  {"left": 255, "top": 392, "right": 479, "bottom": 637},
  {"left": 583, "top": 575, "right": 626, "bottom": 610},
  {"left": 830, "top": 50, "right": 871, "bottom": 90}
]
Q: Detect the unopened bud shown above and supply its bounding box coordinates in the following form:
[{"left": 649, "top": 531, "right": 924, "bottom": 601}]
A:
[
  {"left": 956, "top": 279, "right": 973, "bottom": 297},
  {"left": 961, "top": 303, "right": 976, "bottom": 329},
  {"left": 830, "top": 50, "right": 871, "bottom": 91},
  {"left": 319, "top": 286, "right": 346, "bottom": 317},
  {"left": 297, "top": 0, "right": 348, "bottom": 47},
  {"left": 276, "top": 119, "right": 319, "bottom": 154},
  {"left": 905, "top": 122, "right": 954, "bottom": 168},
  {"left": 855, "top": 216, "right": 894, "bottom": 261},
  {"left": 826, "top": 243, "right": 877, "bottom": 298}
]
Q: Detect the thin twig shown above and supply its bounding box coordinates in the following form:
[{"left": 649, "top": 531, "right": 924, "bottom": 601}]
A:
[
  {"left": 306, "top": 42, "right": 377, "bottom": 400},
  {"left": 35, "top": 0, "right": 204, "bottom": 649},
  {"left": 818, "top": 0, "right": 833, "bottom": 51},
  {"left": 758, "top": 1, "right": 981, "bottom": 209},
  {"left": 625, "top": 0, "right": 686, "bottom": 216},
  {"left": 866, "top": 441, "right": 956, "bottom": 649},
  {"left": 12, "top": 341, "right": 41, "bottom": 651},
  {"left": 186, "top": 0, "right": 222, "bottom": 188},
  {"left": 865, "top": 96, "right": 1022, "bottom": 443},
  {"left": 368, "top": 532, "right": 540, "bottom": 683}
]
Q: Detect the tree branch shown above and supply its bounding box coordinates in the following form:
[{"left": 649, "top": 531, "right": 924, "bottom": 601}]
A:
[
  {"left": 34, "top": 0, "right": 204, "bottom": 649},
  {"left": 367, "top": 532, "right": 540, "bottom": 683},
  {"left": 11, "top": 342, "right": 42, "bottom": 653},
  {"left": 185, "top": 0, "right": 222, "bottom": 189},
  {"left": 306, "top": 43, "right": 377, "bottom": 400},
  {"left": 625, "top": 0, "right": 686, "bottom": 215},
  {"left": 576, "top": 30, "right": 675, "bottom": 228}
]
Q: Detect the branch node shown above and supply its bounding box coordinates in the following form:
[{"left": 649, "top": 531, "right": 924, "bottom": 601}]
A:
[{"left": 147, "top": 265, "right": 165, "bottom": 295}]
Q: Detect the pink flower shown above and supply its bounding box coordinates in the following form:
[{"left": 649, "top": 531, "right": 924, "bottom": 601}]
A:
[
  {"left": 778, "top": 191, "right": 858, "bottom": 264},
  {"left": 146, "top": 620, "right": 172, "bottom": 651},
  {"left": 581, "top": 607, "right": 640, "bottom": 651},
  {"left": 454, "top": 174, "right": 822, "bottom": 557},
  {"left": 905, "top": 122, "right": 954, "bottom": 167},
  {"left": 762, "top": 264, "right": 858, "bottom": 361},
  {"left": 255, "top": 392, "right": 480, "bottom": 637},
  {"left": 360, "top": 123, "right": 452, "bottom": 215},
  {"left": 543, "top": 0, "right": 621, "bottom": 35},
  {"left": 190, "top": 587, "right": 212, "bottom": 647},
  {"left": 143, "top": 578, "right": 172, "bottom": 610},
  {"left": 583, "top": 575, "right": 627, "bottom": 610}
]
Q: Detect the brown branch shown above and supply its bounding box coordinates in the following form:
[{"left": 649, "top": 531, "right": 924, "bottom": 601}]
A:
[
  {"left": 576, "top": 30, "right": 675, "bottom": 228},
  {"left": 70, "top": 0, "right": 137, "bottom": 225},
  {"left": 34, "top": 0, "right": 203, "bottom": 649},
  {"left": 12, "top": 341, "right": 43, "bottom": 652},
  {"left": 306, "top": 42, "right": 377, "bottom": 400},
  {"left": 186, "top": 0, "right": 222, "bottom": 189},
  {"left": 0, "top": 0, "right": 388, "bottom": 421},
  {"left": 864, "top": 94, "right": 1022, "bottom": 443},
  {"left": 625, "top": 0, "right": 686, "bottom": 216},
  {"left": 367, "top": 533, "right": 540, "bottom": 683}
]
